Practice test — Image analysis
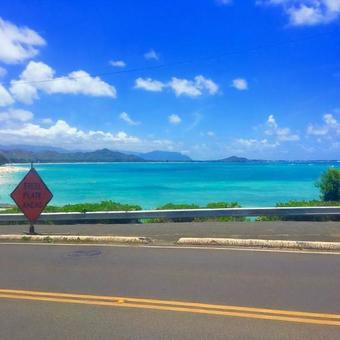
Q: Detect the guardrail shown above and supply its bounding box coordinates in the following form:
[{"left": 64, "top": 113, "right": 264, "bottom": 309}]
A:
[{"left": 0, "top": 206, "right": 339, "bottom": 222}]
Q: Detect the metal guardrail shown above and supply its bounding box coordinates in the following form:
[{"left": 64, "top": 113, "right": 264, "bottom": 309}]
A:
[{"left": 0, "top": 206, "right": 339, "bottom": 222}]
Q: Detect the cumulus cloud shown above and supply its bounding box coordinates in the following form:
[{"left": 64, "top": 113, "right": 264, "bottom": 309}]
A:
[
  {"left": 0, "top": 108, "right": 33, "bottom": 122},
  {"left": 235, "top": 138, "right": 278, "bottom": 148},
  {"left": 231, "top": 114, "right": 299, "bottom": 153},
  {"left": 134, "top": 77, "right": 165, "bottom": 92},
  {"left": 119, "top": 112, "right": 140, "bottom": 125},
  {"left": 134, "top": 75, "right": 218, "bottom": 97},
  {"left": 10, "top": 61, "right": 117, "bottom": 104},
  {"left": 0, "top": 17, "right": 46, "bottom": 64},
  {"left": 169, "top": 75, "right": 219, "bottom": 97},
  {"left": 169, "top": 77, "right": 201, "bottom": 97},
  {"left": 0, "top": 119, "right": 139, "bottom": 149},
  {"left": 261, "top": 0, "right": 340, "bottom": 26},
  {"left": 265, "top": 114, "right": 300, "bottom": 141},
  {"left": 168, "top": 114, "right": 181, "bottom": 124},
  {"left": 144, "top": 49, "right": 159, "bottom": 60},
  {"left": 231, "top": 78, "right": 248, "bottom": 90},
  {"left": 0, "top": 84, "right": 14, "bottom": 106},
  {"left": 307, "top": 113, "right": 340, "bottom": 136},
  {"left": 110, "top": 60, "right": 126, "bottom": 67},
  {"left": 0, "top": 116, "right": 179, "bottom": 152}
]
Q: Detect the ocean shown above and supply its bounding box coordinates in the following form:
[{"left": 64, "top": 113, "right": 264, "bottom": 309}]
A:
[{"left": 0, "top": 162, "right": 338, "bottom": 208}]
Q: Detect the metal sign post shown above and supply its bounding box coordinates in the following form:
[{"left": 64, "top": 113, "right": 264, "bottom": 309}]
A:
[{"left": 10, "top": 163, "right": 53, "bottom": 234}]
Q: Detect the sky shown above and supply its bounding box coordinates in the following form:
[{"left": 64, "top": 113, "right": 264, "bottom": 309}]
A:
[{"left": 0, "top": 0, "right": 339, "bottom": 160}]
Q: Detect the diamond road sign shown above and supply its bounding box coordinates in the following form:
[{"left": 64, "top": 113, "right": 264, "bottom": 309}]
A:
[{"left": 11, "top": 167, "right": 53, "bottom": 223}]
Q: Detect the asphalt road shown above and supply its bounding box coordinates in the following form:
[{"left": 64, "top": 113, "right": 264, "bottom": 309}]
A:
[{"left": 0, "top": 243, "right": 340, "bottom": 339}]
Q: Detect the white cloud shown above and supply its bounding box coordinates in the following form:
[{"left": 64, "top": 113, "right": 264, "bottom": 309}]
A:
[
  {"left": 235, "top": 138, "right": 278, "bottom": 148},
  {"left": 10, "top": 61, "right": 117, "bottom": 104},
  {"left": 119, "top": 112, "right": 140, "bottom": 125},
  {"left": 261, "top": 0, "right": 340, "bottom": 26},
  {"left": 169, "top": 77, "right": 201, "bottom": 97},
  {"left": 169, "top": 75, "right": 219, "bottom": 97},
  {"left": 265, "top": 114, "right": 300, "bottom": 141},
  {"left": 0, "top": 84, "right": 14, "bottom": 106},
  {"left": 134, "top": 77, "right": 165, "bottom": 92},
  {"left": 207, "top": 131, "right": 215, "bottom": 137},
  {"left": 0, "top": 17, "right": 46, "bottom": 64},
  {"left": 307, "top": 113, "right": 340, "bottom": 135},
  {"left": 0, "top": 119, "right": 139, "bottom": 148},
  {"left": 231, "top": 78, "right": 248, "bottom": 90},
  {"left": 168, "top": 114, "right": 181, "bottom": 124},
  {"left": 144, "top": 49, "right": 159, "bottom": 60},
  {"left": 0, "top": 117, "right": 179, "bottom": 152},
  {"left": 110, "top": 60, "right": 126, "bottom": 68},
  {"left": 0, "top": 108, "right": 33, "bottom": 122},
  {"left": 231, "top": 114, "right": 299, "bottom": 154},
  {"left": 0, "top": 67, "right": 7, "bottom": 77},
  {"left": 134, "top": 75, "right": 218, "bottom": 97}
]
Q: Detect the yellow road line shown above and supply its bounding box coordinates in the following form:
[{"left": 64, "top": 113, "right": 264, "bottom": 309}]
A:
[
  {"left": 0, "top": 290, "right": 339, "bottom": 327},
  {"left": 1, "top": 288, "right": 339, "bottom": 320}
]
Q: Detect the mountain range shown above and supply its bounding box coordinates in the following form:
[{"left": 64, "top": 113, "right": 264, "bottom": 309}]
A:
[
  {"left": 0, "top": 147, "right": 192, "bottom": 164},
  {"left": 1, "top": 146, "right": 336, "bottom": 165}
]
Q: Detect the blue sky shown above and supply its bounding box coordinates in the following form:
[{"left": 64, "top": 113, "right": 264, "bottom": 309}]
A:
[{"left": 0, "top": 0, "right": 339, "bottom": 160}]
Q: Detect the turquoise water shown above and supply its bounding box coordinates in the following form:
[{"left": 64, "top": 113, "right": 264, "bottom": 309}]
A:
[{"left": 0, "top": 162, "right": 338, "bottom": 208}]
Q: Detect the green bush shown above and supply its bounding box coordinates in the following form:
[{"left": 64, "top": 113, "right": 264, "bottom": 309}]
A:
[
  {"left": 0, "top": 200, "right": 142, "bottom": 225},
  {"left": 316, "top": 168, "right": 340, "bottom": 201}
]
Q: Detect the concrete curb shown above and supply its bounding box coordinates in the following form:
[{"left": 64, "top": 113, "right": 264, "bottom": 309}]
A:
[
  {"left": 0, "top": 235, "right": 153, "bottom": 244},
  {"left": 177, "top": 238, "right": 340, "bottom": 251}
]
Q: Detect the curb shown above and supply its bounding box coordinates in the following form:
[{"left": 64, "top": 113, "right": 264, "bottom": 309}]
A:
[
  {"left": 0, "top": 235, "right": 153, "bottom": 244},
  {"left": 177, "top": 238, "right": 340, "bottom": 251}
]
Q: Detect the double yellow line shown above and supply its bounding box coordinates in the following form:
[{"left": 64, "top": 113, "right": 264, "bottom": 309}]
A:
[{"left": 0, "top": 288, "right": 340, "bottom": 326}]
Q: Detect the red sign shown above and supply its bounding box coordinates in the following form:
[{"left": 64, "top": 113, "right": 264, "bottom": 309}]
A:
[{"left": 11, "top": 168, "right": 53, "bottom": 222}]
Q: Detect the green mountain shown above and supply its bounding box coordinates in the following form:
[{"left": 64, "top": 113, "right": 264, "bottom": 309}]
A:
[
  {"left": 218, "top": 156, "right": 250, "bottom": 162},
  {"left": 1, "top": 148, "right": 143, "bottom": 163}
]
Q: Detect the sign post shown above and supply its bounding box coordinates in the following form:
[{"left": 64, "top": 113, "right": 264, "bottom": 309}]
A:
[{"left": 10, "top": 163, "right": 53, "bottom": 234}]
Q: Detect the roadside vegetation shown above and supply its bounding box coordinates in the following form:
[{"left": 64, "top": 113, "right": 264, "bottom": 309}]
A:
[{"left": 316, "top": 167, "right": 340, "bottom": 201}]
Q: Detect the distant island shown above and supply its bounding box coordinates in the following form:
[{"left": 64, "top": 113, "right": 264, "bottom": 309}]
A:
[
  {"left": 217, "top": 156, "right": 252, "bottom": 162},
  {"left": 0, "top": 146, "right": 338, "bottom": 165}
]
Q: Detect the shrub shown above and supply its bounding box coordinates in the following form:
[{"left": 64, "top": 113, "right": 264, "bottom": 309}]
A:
[{"left": 316, "top": 168, "right": 340, "bottom": 201}]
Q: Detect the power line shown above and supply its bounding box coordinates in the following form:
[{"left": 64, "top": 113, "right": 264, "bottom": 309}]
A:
[{"left": 3, "top": 30, "right": 335, "bottom": 87}]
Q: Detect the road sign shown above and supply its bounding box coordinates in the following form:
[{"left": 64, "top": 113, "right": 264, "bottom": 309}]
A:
[{"left": 11, "top": 166, "right": 53, "bottom": 227}]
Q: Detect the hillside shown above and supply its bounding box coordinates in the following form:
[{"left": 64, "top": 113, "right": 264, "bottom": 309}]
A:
[
  {"left": 217, "top": 156, "right": 250, "bottom": 162},
  {"left": 1, "top": 148, "right": 144, "bottom": 163}
]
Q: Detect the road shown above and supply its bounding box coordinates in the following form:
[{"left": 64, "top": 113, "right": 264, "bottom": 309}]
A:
[{"left": 0, "top": 243, "right": 340, "bottom": 339}]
